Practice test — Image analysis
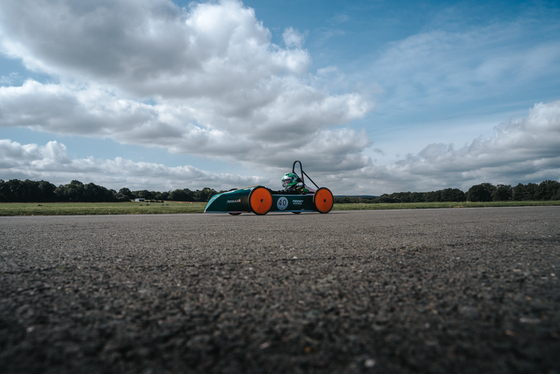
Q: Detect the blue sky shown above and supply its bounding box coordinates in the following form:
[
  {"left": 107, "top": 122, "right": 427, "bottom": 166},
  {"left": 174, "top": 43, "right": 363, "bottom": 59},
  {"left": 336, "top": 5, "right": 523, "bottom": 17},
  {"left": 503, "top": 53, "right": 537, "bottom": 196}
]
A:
[{"left": 1, "top": 0, "right": 559, "bottom": 194}]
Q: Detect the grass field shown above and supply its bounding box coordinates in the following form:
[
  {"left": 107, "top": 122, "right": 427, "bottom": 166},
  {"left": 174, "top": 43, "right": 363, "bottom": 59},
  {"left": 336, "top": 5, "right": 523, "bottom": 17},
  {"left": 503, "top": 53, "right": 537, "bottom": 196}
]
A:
[
  {"left": 332, "top": 200, "right": 560, "bottom": 210},
  {"left": 0, "top": 201, "right": 207, "bottom": 216},
  {"left": 1, "top": 200, "right": 559, "bottom": 216}
]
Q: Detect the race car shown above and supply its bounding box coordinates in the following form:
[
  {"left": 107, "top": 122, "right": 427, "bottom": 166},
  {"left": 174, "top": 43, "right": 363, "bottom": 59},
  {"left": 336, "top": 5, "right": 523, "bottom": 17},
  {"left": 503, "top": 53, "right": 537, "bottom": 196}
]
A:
[{"left": 204, "top": 161, "right": 334, "bottom": 215}]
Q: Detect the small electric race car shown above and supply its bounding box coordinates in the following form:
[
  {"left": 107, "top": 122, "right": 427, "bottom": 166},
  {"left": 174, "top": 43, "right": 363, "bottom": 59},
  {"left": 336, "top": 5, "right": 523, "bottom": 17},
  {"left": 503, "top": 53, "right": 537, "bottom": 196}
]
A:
[{"left": 204, "top": 161, "right": 334, "bottom": 215}]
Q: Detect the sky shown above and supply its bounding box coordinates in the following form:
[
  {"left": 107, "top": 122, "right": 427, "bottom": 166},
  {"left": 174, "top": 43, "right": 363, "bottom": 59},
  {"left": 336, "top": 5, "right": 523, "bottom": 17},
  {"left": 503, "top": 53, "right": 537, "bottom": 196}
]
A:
[{"left": 1, "top": 0, "right": 559, "bottom": 195}]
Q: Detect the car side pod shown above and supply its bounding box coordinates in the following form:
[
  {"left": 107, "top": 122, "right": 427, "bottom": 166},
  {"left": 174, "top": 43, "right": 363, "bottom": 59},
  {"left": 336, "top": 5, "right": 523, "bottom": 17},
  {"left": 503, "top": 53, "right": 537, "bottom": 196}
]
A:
[
  {"left": 248, "top": 186, "right": 273, "bottom": 215},
  {"left": 314, "top": 187, "right": 334, "bottom": 213}
]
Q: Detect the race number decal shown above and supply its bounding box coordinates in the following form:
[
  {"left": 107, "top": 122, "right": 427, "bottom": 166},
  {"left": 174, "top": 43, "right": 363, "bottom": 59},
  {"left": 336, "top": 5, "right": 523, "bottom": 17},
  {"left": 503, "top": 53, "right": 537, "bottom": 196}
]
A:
[{"left": 277, "top": 197, "right": 288, "bottom": 210}]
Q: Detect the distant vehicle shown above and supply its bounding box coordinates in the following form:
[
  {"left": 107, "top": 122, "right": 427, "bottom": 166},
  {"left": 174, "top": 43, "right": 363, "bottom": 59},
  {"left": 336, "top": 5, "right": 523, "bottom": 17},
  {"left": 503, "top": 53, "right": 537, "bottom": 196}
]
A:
[{"left": 204, "top": 161, "right": 334, "bottom": 215}]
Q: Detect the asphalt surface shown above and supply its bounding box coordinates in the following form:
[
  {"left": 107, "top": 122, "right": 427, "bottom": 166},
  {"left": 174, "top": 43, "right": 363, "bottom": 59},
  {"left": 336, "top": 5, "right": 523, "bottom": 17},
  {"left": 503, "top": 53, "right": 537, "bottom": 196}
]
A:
[{"left": 1, "top": 207, "right": 559, "bottom": 373}]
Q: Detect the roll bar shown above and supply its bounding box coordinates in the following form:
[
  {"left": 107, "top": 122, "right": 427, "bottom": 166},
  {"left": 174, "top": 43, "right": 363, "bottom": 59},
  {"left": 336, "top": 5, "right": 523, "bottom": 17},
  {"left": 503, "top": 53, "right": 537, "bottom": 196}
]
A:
[{"left": 292, "top": 160, "right": 319, "bottom": 189}]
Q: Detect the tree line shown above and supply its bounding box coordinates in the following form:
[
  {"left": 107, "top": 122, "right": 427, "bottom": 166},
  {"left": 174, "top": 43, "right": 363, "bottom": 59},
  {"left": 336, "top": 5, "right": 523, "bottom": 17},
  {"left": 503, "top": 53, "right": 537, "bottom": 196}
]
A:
[
  {"left": 334, "top": 180, "right": 560, "bottom": 204},
  {"left": 1, "top": 178, "right": 559, "bottom": 203},
  {"left": 0, "top": 179, "right": 223, "bottom": 203}
]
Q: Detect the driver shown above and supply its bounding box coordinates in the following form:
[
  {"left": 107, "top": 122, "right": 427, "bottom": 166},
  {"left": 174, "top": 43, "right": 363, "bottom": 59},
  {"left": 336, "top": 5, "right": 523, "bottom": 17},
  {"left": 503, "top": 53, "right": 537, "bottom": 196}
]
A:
[{"left": 282, "top": 173, "right": 309, "bottom": 193}]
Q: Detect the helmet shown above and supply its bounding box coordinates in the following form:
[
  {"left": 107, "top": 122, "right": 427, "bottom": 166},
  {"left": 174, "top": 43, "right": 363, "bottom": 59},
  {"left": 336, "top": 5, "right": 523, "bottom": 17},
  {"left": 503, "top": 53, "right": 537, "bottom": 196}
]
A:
[{"left": 282, "top": 173, "right": 299, "bottom": 190}]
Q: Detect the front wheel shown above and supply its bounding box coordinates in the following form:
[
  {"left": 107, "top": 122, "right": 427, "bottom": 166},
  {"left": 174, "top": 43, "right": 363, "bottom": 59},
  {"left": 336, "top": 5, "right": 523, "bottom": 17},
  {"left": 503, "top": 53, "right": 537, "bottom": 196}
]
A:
[
  {"left": 248, "top": 187, "right": 273, "bottom": 215},
  {"left": 313, "top": 187, "right": 334, "bottom": 214}
]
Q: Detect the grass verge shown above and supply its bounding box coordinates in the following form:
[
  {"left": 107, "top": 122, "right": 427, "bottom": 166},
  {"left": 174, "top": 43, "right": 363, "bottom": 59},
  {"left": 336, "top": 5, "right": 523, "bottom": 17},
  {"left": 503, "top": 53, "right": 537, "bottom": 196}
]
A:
[
  {"left": 0, "top": 202, "right": 207, "bottom": 216},
  {"left": 332, "top": 200, "right": 560, "bottom": 210}
]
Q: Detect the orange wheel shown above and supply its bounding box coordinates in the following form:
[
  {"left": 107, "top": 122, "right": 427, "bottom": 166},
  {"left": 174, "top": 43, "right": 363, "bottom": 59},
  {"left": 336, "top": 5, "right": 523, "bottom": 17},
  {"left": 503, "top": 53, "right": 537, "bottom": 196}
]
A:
[
  {"left": 314, "top": 187, "right": 333, "bottom": 214},
  {"left": 248, "top": 187, "right": 273, "bottom": 215}
]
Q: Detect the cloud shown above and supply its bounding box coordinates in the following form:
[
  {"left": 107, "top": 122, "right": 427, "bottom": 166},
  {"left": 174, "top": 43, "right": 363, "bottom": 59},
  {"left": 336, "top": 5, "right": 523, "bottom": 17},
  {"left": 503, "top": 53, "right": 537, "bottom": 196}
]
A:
[
  {"left": 330, "top": 14, "right": 350, "bottom": 24},
  {"left": 0, "top": 72, "right": 20, "bottom": 85},
  {"left": 341, "top": 101, "right": 560, "bottom": 194},
  {"left": 0, "top": 139, "right": 267, "bottom": 191},
  {"left": 0, "top": 0, "right": 312, "bottom": 96},
  {"left": 0, "top": 79, "right": 372, "bottom": 166},
  {"left": 1, "top": 101, "right": 558, "bottom": 194},
  {"left": 0, "top": 0, "right": 374, "bottom": 171},
  {"left": 364, "top": 25, "right": 560, "bottom": 116},
  {"left": 283, "top": 27, "right": 305, "bottom": 49}
]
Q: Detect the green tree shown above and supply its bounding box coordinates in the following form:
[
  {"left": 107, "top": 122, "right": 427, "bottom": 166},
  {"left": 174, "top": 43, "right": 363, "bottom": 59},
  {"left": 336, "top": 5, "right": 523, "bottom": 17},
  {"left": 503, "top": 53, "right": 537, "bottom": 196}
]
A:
[
  {"left": 21, "top": 179, "right": 40, "bottom": 201},
  {"left": 118, "top": 188, "right": 134, "bottom": 199},
  {"left": 440, "top": 188, "right": 466, "bottom": 202},
  {"left": 55, "top": 180, "right": 85, "bottom": 202},
  {"left": 424, "top": 191, "right": 441, "bottom": 202},
  {"left": 155, "top": 191, "right": 169, "bottom": 201},
  {"left": 492, "top": 184, "right": 512, "bottom": 201},
  {"left": 467, "top": 183, "right": 496, "bottom": 202},
  {"left": 0, "top": 180, "right": 7, "bottom": 202},
  {"left": 83, "top": 183, "right": 116, "bottom": 202},
  {"left": 37, "top": 180, "right": 57, "bottom": 201},
  {"left": 392, "top": 192, "right": 412, "bottom": 203},
  {"left": 375, "top": 194, "right": 397, "bottom": 203},
  {"left": 0, "top": 179, "right": 57, "bottom": 202},
  {"left": 194, "top": 188, "right": 216, "bottom": 202},
  {"left": 512, "top": 183, "right": 525, "bottom": 201},
  {"left": 136, "top": 190, "right": 153, "bottom": 200},
  {"left": 108, "top": 189, "right": 128, "bottom": 202},
  {"left": 5, "top": 179, "right": 24, "bottom": 202},
  {"left": 523, "top": 183, "right": 538, "bottom": 200},
  {"left": 168, "top": 189, "right": 192, "bottom": 201},
  {"left": 410, "top": 192, "right": 425, "bottom": 202},
  {"left": 535, "top": 180, "right": 560, "bottom": 200}
]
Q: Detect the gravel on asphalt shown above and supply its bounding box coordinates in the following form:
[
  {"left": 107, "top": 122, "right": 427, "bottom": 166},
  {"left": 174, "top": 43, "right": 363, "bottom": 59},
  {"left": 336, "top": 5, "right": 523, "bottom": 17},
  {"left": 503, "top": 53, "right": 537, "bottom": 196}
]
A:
[{"left": 1, "top": 207, "right": 559, "bottom": 373}]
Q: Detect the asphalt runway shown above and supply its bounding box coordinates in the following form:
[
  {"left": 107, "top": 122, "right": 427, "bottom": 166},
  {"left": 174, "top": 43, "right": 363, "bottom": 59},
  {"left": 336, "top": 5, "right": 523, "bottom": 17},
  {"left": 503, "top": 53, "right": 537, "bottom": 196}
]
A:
[{"left": 1, "top": 207, "right": 559, "bottom": 373}]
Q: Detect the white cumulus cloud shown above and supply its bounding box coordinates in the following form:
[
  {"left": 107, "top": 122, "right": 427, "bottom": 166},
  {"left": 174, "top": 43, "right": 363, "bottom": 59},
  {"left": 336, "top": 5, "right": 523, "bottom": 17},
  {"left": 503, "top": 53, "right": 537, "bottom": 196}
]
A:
[
  {"left": 283, "top": 27, "right": 305, "bottom": 49},
  {"left": 339, "top": 101, "right": 560, "bottom": 194},
  {"left": 1, "top": 101, "right": 558, "bottom": 194},
  {"left": 0, "top": 0, "right": 374, "bottom": 173},
  {"left": 0, "top": 139, "right": 267, "bottom": 191}
]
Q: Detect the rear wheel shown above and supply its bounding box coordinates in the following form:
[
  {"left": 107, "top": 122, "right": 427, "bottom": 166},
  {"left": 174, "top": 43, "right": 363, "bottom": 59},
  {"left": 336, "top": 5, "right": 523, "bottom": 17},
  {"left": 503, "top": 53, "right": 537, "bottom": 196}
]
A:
[
  {"left": 313, "top": 187, "right": 334, "bottom": 214},
  {"left": 229, "top": 212, "right": 241, "bottom": 215},
  {"left": 292, "top": 212, "right": 301, "bottom": 214},
  {"left": 248, "top": 187, "right": 273, "bottom": 215}
]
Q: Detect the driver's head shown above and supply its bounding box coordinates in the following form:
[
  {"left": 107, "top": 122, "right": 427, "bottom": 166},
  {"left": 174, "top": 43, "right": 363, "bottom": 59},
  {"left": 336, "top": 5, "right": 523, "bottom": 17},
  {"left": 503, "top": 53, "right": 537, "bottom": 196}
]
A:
[{"left": 282, "top": 173, "right": 299, "bottom": 190}]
